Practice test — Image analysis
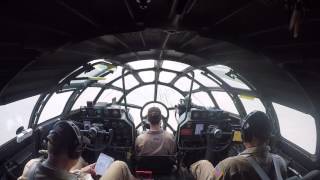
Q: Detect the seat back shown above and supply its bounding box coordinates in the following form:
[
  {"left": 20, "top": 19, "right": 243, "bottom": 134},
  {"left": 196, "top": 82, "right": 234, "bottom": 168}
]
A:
[
  {"left": 302, "top": 170, "right": 320, "bottom": 180},
  {"left": 135, "top": 155, "right": 176, "bottom": 175}
]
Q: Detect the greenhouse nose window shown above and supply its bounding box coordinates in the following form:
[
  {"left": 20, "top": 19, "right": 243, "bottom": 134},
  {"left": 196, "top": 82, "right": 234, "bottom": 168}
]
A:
[{"left": 5, "top": 59, "right": 313, "bottom": 157}]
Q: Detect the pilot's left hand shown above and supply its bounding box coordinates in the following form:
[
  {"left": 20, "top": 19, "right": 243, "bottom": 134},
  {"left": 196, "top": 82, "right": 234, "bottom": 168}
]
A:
[{"left": 80, "top": 163, "right": 96, "bottom": 176}]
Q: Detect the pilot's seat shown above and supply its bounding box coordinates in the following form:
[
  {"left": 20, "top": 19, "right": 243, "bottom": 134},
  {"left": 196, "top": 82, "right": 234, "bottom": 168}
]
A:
[
  {"left": 134, "top": 155, "right": 177, "bottom": 178},
  {"left": 287, "top": 170, "right": 320, "bottom": 180}
]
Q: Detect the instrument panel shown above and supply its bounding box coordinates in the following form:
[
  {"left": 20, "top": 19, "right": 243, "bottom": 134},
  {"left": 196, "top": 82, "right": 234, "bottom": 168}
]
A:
[
  {"left": 177, "top": 109, "right": 238, "bottom": 150},
  {"left": 69, "top": 104, "right": 135, "bottom": 149}
]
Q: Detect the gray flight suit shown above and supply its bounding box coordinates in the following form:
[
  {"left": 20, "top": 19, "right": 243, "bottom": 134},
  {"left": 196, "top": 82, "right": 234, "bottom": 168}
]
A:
[{"left": 190, "top": 146, "right": 287, "bottom": 180}]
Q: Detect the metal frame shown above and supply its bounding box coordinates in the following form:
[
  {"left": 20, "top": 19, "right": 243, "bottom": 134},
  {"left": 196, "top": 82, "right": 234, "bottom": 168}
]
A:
[{"left": 31, "top": 59, "right": 266, "bottom": 132}]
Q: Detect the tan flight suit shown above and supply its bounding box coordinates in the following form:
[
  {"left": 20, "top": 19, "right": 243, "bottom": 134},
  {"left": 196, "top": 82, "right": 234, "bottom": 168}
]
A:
[
  {"left": 190, "top": 146, "right": 287, "bottom": 180},
  {"left": 19, "top": 129, "right": 176, "bottom": 180},
  {"left": 135, "top": 130, "right": 176, "bottom": 155},
  {"left": 18, "top": 158, "right": 93, "bottom": 180},
  {"left": 19, "top": 158, "right": 135, "bottom": 180},
  {"left": 100, "top": 160, "right": 138, "bottom": 180}
]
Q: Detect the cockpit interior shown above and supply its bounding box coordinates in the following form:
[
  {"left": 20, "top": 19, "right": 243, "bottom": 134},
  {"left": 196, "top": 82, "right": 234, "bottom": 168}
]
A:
[{"left": 0, "top": 0, "right": 320, "bottom": 179}]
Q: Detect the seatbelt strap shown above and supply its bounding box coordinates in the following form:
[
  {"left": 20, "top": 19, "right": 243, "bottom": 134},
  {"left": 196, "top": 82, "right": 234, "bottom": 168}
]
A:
[
  {"left": 150, "top": 131, "right": 165, "bottom": 155},
  {"left": 272, "top": 155, "right": 283, "bottom": 180},
  {"left": 247, "top": 156, "right": 271, "bottom": 180}
]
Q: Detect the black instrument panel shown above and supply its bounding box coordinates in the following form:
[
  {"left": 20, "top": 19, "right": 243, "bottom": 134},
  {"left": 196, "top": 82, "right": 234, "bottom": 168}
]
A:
[
  {"left": 177, "top": 109, "right": 238, "bottom": 150},
  {"left": 69, "top": 105, "right": 135, "bottom": 149}
]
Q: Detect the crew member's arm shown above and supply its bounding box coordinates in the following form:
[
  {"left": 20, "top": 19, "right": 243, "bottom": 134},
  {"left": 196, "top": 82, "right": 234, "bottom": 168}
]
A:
[
  {"left": 18, "top": 159, "right": 42, "bottom": 180},
  {"left": 135, "top": 135, "right": 142, "bottom": 154},
  {"left": 189, "top": 159, "right": 232, "bottom": 180}
]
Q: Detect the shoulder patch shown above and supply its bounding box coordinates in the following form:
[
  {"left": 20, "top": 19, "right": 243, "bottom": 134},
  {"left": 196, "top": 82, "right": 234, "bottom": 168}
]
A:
[{"left": 213, "top": 164, "right": 224, "bottom": 179}]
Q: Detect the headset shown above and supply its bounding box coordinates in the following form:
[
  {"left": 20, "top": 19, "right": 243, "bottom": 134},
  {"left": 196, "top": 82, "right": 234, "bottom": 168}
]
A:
[
  {"left": 241, "top": 111, "right": 272, "bottom": 143},
  {"left": 47, "top": 121, "right": 83, "bottom": 159}
]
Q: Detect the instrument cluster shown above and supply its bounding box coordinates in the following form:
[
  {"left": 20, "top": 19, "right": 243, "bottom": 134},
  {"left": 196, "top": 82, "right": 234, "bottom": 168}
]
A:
[{"left": 69, "top": 103, "right": 135, "bottom": 149}]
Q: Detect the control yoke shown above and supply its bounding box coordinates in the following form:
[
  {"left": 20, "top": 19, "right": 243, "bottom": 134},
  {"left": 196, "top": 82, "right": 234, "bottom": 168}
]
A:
[
  {"left": 205, "top": 125, "right": 233, "bottom": 152},
  {"left": 81, "top": 126, "right": 114, "bottom": 151}
]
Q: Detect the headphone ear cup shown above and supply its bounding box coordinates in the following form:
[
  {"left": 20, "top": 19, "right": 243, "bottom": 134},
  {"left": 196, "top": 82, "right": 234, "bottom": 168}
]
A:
[
  {"left": 241, "top": 128, "right": 252, "bottom": 142},
  {"left": 47, "top": 130, "right": 58, "bottom": 144},
  {"left": 66, "top": 121, "right": 83, "bottom": 159},
  {"left": 241, "top": 119, "right": 252, "bottom": 142}
]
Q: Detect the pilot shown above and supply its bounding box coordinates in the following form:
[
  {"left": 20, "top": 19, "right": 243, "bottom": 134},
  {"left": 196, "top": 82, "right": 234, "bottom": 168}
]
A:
[
  {"left": 190, "top": 111, "right": 287, "bottom": 180},
  {"left": 135, "top": 107, "right": 176, "bottom": 155},
  {"left": 18, "top": 120, "right": 96, "bottom": 180}
]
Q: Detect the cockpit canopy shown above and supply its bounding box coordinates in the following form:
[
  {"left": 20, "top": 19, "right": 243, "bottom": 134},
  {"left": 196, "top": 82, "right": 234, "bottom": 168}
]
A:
[{"left": 0, "top": 59, "right": 317, "bottom": 156}]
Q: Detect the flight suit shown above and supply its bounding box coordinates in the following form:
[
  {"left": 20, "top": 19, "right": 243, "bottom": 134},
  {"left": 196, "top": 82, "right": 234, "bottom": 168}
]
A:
[
  {"left": 190, "top": 146, "right": 287, "bottom": 180},
  {"left": 19, "top": 158, "right": 135, "bottom": 180},
  {"left": 18, "top": 158, "right": 93, "bottom": 180},
  {"left": 100, "top": 161, "right": 137, "bottom": 180},
  {"left": 135, "top": 130, "right": 176, "bottom": 155}
]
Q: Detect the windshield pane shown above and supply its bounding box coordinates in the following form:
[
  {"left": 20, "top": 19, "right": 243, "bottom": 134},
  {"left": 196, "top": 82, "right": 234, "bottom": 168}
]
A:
[
  {"left": 168, "top": 110, "right": 178, "bottom": 130},
  {"left": 194, "top": 70, "right": 219, "bottom": 87},
  {"left": 157, "top": 85, "right": 183, "bottom": 108},
  {"left": 128, "top": 108, "right": 142, "bottom": 127},
  {"left": 97, "top": 89, "right": 123, "bottom": 103},
  {"left": 207, "top": 65, "right": 251, "bottom": 90},
  {"left": 273, "top": 103, "right": 317, "bottom": 154},
  {"left": 162, "top": 60, "right": 190, "bottom": 71},
  {"left": 39, "top": 91, "right": 73, "bottom": 123},
  {"left": 239, "top": 95, "right": 266, "bottom": 113},
  {"left": 72, "top": 87, "right": 101, "bottom": 110},
  {"left": 113, "top": 75, "right": 139, "bottom": 89},
  {"left": 126, "top": 85, "right": 155, "bottom": 106},
  {"left": 159, "top": 71, "right": 176, "bottom": 83},
  {"left": 174, "top": 77, "right": 200, "bottom": 91},
  {"left": 0, "top": 95, "right": 39, "bottom": 146},
  {"left": 212, "top": 91, "right": 239, "bottom": 115},
  {"left": 127, "top": 60, "right": 154, "bottom": 70},
  {"left": 192, "top": 92, "right": 214, "bottom": 107},
  {"left": 139, "top": 71, "right": 155, "bottom": 83}
]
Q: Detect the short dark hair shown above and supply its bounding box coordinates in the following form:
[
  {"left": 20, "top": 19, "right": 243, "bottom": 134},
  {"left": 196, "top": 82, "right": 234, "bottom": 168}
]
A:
[
  {"left": 241, "top": 111, "right": 272, "bottom": 143},
  {"left": 147, "top": 107, "right": 162, "bottom": 125}
]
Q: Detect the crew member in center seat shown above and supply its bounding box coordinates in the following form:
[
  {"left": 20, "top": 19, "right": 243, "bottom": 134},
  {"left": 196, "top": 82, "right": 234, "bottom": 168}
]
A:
[
  {"left": 135, "top": 106, "right": 176, "bottom": 156},
  {"left": 100, "top": 107, "right": 177, "bottom": 180}
]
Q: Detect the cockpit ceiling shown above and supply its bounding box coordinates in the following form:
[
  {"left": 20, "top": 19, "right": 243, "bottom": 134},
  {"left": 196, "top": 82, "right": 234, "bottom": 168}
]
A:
[
  {"left": 0, "top": 30, "right": 314, "bottom": 115},
  {"left": 0, "top": 1, "right": 320, "bottom": 114}
]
